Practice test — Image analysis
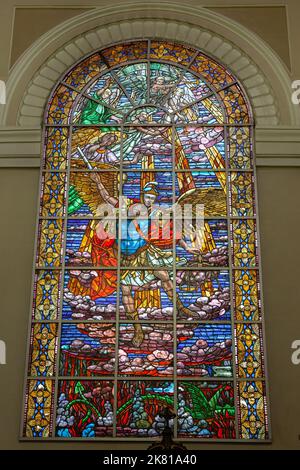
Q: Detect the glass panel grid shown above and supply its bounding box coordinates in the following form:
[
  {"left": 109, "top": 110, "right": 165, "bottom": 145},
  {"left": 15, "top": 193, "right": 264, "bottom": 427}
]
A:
[{"left": 22, "top": 39, "right": 269, "bottom": 442}]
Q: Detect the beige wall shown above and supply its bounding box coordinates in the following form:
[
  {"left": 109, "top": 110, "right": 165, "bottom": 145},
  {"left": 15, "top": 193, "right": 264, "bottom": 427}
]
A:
[
  {"left": 207, "top": 6, "right": 291, "bottom": 69},
  {"left": 0, "top": 0, "right": 300, "bottom": 450},
  {"left": 1, "top": 166, "right": 300, "bottom": 450},
  {"left": 9, "top": 4, "right": 291, "bottom": 69}
]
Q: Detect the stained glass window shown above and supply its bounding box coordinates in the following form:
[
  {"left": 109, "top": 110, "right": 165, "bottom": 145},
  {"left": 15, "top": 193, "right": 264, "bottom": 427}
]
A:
[{"left": 22, "top": 40, "right": 270, "bottom": 441}]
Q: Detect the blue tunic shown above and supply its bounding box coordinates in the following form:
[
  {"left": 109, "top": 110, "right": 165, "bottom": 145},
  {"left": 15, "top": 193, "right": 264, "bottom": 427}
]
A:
[{"left": 116, "top": 218, "right": 148, "bottom": 255}]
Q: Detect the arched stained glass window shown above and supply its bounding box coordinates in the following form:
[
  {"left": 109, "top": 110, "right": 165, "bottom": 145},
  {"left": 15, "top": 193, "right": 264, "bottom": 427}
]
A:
[{"left": 22, "top": 40, "right": 270, "bottom": 442}]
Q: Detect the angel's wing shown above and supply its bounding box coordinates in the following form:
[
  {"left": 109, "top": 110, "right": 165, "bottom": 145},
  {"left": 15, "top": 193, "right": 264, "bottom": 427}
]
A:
[
  {"left": 119, "top": 71, "right": 146, "bottom": 102},
  {"left": 177, "top": 187, "right": 227, "bottom": 218},
  {"left": 110, "top": 87, "right": 121, "bottom": 107},
  {"left": 70, "top": 163, "right": 119, "bottom": 216},
  {"left": 72, "top": 127, "right": 103, "bottom": 153}
]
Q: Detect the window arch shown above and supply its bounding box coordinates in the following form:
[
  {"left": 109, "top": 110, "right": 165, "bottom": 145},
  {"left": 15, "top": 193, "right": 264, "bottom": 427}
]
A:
[{"left": 22, "top": 40, "right": 269, "bottom": 441}]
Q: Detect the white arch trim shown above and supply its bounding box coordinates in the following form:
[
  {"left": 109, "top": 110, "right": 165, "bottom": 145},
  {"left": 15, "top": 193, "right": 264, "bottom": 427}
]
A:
[{"left": 1, "top": 2, "right": 299, "bottom": 128}]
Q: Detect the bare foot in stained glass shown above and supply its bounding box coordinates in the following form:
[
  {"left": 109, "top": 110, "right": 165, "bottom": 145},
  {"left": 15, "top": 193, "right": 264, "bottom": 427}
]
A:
[
  {"left": 132, "top": 324, "right": 144, "bottom": 347},
  {"left": 176, "top": 295, "right": 199, "bottom": 319}
]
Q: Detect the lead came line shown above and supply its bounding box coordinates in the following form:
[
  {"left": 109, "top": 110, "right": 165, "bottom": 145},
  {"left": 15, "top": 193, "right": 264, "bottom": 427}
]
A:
[
  {"left": 52, "top": 124, "right": 73, "bottom": 437},
  {"left": 172, "top": 124, "right": 178, "bottom": 439},
  {"left": 24, "top": 39, "right": 265, "bottom": 442},
  {"left": 113, "top": 123, "right": 124, "bottom": 438},
  {"left": 225, "top": 123, "right": 240, "bottom": 440}
]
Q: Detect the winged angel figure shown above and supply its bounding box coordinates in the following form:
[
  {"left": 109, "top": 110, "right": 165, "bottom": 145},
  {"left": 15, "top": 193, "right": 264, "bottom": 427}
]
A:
[{"left": 68, "top": 155, "right": 200, "bottom": 347}]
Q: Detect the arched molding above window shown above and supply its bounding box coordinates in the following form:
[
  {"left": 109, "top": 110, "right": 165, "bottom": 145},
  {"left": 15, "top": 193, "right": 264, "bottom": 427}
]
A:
[{"left": 1, "top": 2, "right": 298, "bottom": 128}]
